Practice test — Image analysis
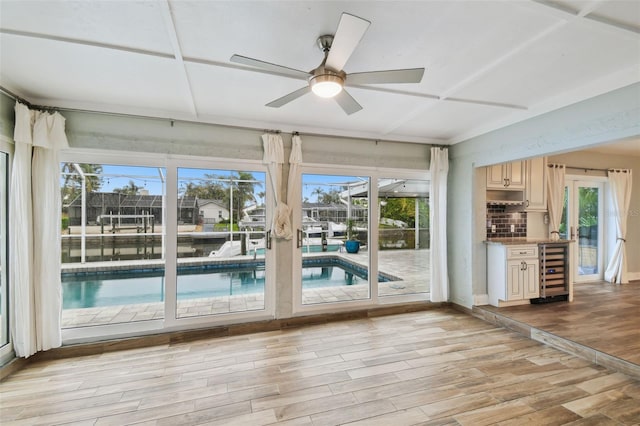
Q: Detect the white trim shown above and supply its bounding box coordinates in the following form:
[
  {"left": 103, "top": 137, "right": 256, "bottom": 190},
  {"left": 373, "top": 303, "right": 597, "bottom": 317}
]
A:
[
  {"left": 565, "top": 174, "right": 608, "bottom": 183},
  {"left": 473, "top": 294, "right": 490, "bottom": 306},
  {"left": 163, "top": 164, "right": 178, "bottom": 325},
  {"left": 0, "top": 145, "right": 12, "bottom": 354},
  {"left": 626, "top": 272, "right": 640, "bottom": 282},
  {"left": 62, "top": 319, "right": 164, "bottom": 345},
  {"left": 61, "top": 311, "right": 277, "bottom": 345},
  {"left": 0, "top": 344, "right": 15, "bottom": 365},
  {"left": 60, "top": 148, "right": 168, "bottom": 167},
  {"left": 59, "top": 148, "right": 264, "bottom": 170},
  {"left": 291, "top": 299, "right": 376, "bottom": 317},
  {"left": 378, "top": 293, "right": 429, "bottom": 305},
  {"left": 303, "top": 162, "right": 431, "bottom": 180},
  {"left": 0, "top": 135, "right": 14, "bottom": 148}
]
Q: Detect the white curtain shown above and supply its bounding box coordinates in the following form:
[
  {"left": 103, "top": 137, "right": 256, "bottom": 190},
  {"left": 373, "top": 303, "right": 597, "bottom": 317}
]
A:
[
  {"left": 604, "top": 169, "right": 632, "bottom": 284},
  {"left": 429, "top": 147, "right": 449, "bottom": 302},
  {"left": 287, "top": 134, "right": 303, "bottom": 235},
  {"left": 10, "top": 102, "right": 68, "bottom": 357},
  {"left": 262, "top": 133, "right": 292, "bottom": 240},
  {"left": 546, "top": 164, "right": 565, "bottom": 241}
]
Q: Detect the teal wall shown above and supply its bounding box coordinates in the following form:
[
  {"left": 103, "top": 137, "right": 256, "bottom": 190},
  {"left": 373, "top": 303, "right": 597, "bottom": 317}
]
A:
[
  {"left": 449, "top": 83, "right": 640, "bottom": 308},
  {"left": 0, "top": 93, "right": 15, "bottom": 140}
]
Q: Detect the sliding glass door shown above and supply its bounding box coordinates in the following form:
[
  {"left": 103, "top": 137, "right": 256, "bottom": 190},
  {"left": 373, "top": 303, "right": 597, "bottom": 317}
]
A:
[
  {"left": 0, "top": 151, "right": 9, "bottom": 351},
  {"left": 377, "top": 178, "right": 430, "bottom": 298},
  {"left": 59, "top": 153, "right": 274, "bottom": 340},
  {"left": 293, "top": 167, "right": 431, "bottom": 312},
  {"left": 297, "top": 172, "right": 370, "bottom": 307},
  {"left": 561, "top": 179, "right": 605, "bottom": 282},
  {"left": 175, "top": 167, "right": 267, "bottom": 318}
]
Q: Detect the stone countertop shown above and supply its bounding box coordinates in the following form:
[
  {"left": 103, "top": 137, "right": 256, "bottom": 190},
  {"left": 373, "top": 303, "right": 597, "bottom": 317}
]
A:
[{"left": 485, "top": 238, "right": 573, "bottom": 245}]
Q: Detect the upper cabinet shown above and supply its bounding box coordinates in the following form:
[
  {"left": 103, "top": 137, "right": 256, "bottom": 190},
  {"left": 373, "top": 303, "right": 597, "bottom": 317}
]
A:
[
  {"left": 486, "top": 161, "right": 526, "bottom": 190},
  {"left": 525, "top": 157, "right": 547, "bottom": 211}
]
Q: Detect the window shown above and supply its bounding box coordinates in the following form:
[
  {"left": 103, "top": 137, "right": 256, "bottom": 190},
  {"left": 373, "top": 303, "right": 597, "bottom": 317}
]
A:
[
  {"left": 0, "top": 151, "right": 9, "bottom": 351},
  {"left": 60, "top": 163, "right": 166, "bottom": 328}
]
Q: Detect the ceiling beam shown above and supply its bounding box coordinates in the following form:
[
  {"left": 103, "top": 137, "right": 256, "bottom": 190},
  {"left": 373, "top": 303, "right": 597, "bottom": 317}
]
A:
[
  {"left": 531, "top": 0, "right": 640, "bottom": 36},
  {"left": 0, "top": 26, "right": 534, "bottom": 120},
  {"left": 158, "top": 0, "right": 197, "bottom": 117},
  {"left": 0, "top": 28, "right": 175, "bottom": 59},
  {"left": 380, "top": 18, "right": 562, "bottom": 136}
]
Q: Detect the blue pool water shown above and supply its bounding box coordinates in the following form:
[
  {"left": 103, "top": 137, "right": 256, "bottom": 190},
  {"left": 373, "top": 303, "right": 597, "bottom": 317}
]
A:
[{"left": 62, "top": 259, "right": 396, "bottom": 309}]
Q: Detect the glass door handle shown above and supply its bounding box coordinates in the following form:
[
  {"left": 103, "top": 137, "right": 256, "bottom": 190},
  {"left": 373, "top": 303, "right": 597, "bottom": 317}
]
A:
[{"left": 296, "top": 229, "right": 303, "bottom": 248}]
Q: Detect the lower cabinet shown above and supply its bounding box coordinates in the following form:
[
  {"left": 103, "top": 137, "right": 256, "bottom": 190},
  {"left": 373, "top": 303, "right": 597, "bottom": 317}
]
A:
[
  {"left": 506, "top": 259, "right": 539, "bottom": 300},
  {"left": 488, "top": 244, "right": 539, "bottom": 306}
]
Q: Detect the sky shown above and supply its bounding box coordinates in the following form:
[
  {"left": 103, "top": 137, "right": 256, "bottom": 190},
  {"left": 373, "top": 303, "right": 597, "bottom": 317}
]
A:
[{"left": 62, "top": 164, "right": 366, "bottom": 203}]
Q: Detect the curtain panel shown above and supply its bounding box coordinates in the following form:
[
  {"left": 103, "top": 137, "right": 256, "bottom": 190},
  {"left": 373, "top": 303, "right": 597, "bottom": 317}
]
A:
[
  {"left": 262, "top": 133, "right": 293, "bottom": 240},
  {"left": 604, "top": 169, "right": 632, "bottom": 284},
  {"left": 546, "top": 164, "right": 566, "bottom": 241},
  {"left": 287, "top": 134, "right": 303, "bottom": 236},
  {"left": 429, "top": 147, "right": 449, "bottom": 302},
  {"left": 10, "top": 102, "right": 68, "bottom": 357}
]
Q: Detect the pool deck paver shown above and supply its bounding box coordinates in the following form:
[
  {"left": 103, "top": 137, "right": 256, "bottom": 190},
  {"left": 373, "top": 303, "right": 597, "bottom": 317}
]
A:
[{"left": 62, "top": 249, "right": 430, "bottom": 328}]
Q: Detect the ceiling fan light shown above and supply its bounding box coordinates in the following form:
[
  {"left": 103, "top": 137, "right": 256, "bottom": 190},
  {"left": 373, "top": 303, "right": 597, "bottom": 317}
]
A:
[{"left": 310, "top": 74, "right": 344, "bottom": 98}]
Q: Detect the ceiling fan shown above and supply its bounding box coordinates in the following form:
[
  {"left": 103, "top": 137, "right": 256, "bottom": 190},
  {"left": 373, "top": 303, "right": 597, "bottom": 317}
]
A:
[{"left": 230, "top": 12, "right": 425, "bottom": 115}]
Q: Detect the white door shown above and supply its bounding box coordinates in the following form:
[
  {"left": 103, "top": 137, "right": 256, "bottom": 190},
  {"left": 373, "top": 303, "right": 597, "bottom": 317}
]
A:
[{"left": 561, "top": 179, "right": 605, "bottom": 283}]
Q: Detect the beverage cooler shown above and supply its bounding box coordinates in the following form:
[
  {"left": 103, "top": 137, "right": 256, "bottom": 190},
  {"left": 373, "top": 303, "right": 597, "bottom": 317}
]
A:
[{"left": 532, "top": 242, "right": 570, "bottom": 303}]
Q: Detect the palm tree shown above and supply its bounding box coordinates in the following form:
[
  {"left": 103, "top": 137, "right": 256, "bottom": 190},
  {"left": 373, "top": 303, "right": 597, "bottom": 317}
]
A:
[
  {"left": 312, "top": 187, "right": 324, "bottom": 203},
  {"left": 61, "top": 163, "right": 103, "bottom": 203},
  {"left": 182, "top": 174, "right": 227, "bottom": 200},
  {"left": 113, "top": 180, "right": 142, "bottom": 195},
  {"left": 229, "top": 171, "right": 262, "bottom": 223},
  {"left": 181, "top": 171, "right": 262, "bottom": 224}
]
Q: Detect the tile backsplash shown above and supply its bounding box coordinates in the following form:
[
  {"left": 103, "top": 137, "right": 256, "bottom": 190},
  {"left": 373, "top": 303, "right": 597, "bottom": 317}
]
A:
[{"left": 486, "top": 205, "right": 527, "bottom": 238}]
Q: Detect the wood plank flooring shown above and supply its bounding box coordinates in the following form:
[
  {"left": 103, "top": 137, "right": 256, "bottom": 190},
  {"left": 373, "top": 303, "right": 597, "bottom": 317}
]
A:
[
  {"left": 474, "top": 281, "right": 640, "bottom": 375},
  {"left": 2, "top": 308, "right": 639, "bottom": 425}
]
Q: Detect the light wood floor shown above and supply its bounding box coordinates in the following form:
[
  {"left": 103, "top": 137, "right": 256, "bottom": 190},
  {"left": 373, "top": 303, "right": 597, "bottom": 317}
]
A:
[
  {"left": 475, "top": 281, "right": 640, "bottom": 372},
  {"left": 2, "top": 308, "right": 639, "bottom": 425}
]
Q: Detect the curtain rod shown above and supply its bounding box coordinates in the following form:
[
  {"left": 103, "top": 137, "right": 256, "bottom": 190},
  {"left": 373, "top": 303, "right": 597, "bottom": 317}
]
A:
[{"left": 560, "top": 165, "right": 630, "bottom": 173}]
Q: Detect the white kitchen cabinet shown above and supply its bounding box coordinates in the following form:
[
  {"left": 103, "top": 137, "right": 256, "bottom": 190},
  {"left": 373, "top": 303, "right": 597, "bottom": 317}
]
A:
[
  {"left": 525, "top": 157, "right": 547, "bottom": 211},
  {"left": 486, "top": 161, "right": 526, "bottom": 190},
  {"left": 487, "top": 244, "right": 539, "bottom": 307}
]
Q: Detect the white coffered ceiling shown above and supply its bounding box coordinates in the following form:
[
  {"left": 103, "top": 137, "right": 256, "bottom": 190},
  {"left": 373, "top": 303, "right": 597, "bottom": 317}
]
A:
[{"left": 0, "top": 0, "right": 639, "bottom": 145}]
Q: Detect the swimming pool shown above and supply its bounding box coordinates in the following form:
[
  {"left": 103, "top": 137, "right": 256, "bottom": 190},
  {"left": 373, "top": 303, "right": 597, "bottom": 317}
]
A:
[{"left": 61, "top": 258, "right": 397, "bottom": 309}]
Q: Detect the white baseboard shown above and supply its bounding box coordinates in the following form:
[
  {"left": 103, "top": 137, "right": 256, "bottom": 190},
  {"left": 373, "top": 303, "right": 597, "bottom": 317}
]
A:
[
  {"left": 473, "top": 294, "right": 489, "bottom": 306},
  {"left": 627, "top": 272, "right": 640, "bottom": 282}
]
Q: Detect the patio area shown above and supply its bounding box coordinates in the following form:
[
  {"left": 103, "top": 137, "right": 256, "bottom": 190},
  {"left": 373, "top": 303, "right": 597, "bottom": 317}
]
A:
[{"left": 61, "top": 249, "right": 430, "bottom": 328}]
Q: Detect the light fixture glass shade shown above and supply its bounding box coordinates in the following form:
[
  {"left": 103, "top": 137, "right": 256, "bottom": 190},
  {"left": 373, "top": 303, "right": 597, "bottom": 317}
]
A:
[{"left": 310, "top": 74, "right": 343, "bottom": 98}]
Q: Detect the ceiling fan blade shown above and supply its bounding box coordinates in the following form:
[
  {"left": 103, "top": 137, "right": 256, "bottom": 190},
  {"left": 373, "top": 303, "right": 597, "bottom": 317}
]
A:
[
  {"left": 266, "top": 86, "right": 310, "bottom": 108},
  {"left": 230, "top": 54, "right": 310, "bottom": 80},
  {"left": 325, "top": 13, "right": 370, "bottom": 72},
  {"left": 334, "top": 89, "right": 363, "bottom": 115},
  {"left": 347, "top": 68, "right": 425, "bottom": 85}
]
